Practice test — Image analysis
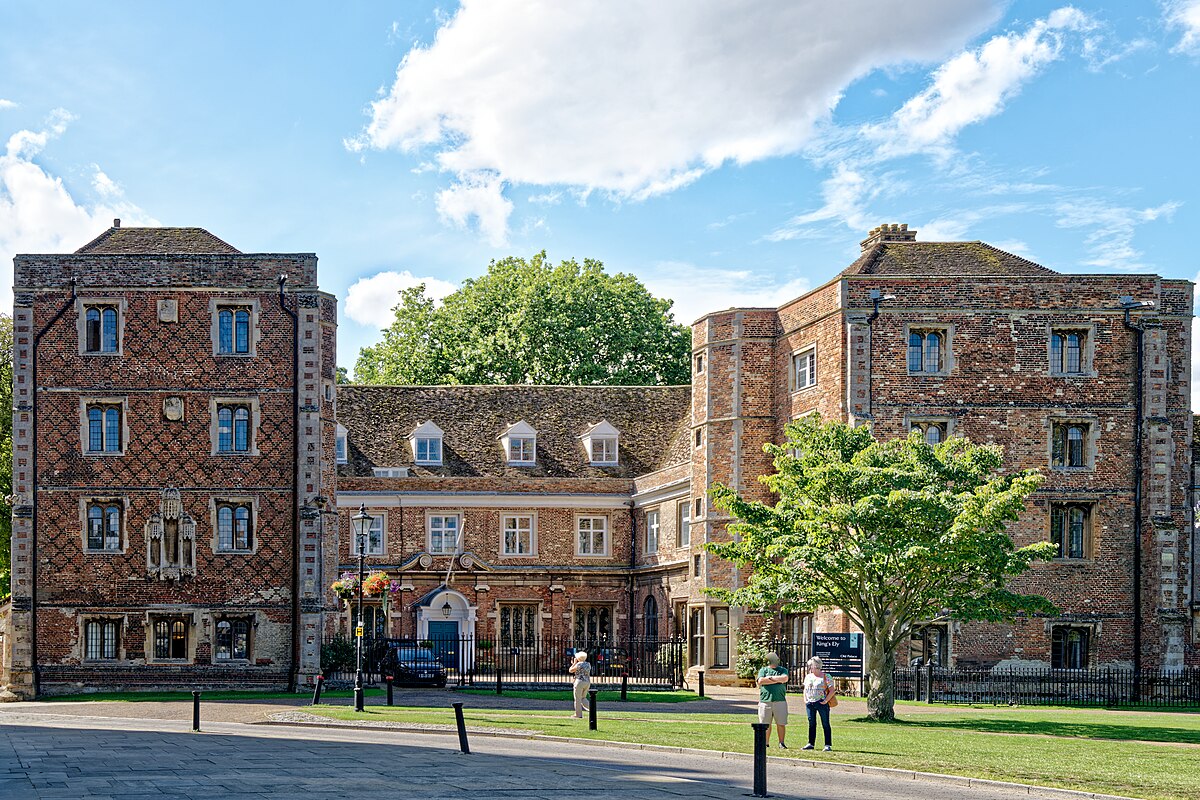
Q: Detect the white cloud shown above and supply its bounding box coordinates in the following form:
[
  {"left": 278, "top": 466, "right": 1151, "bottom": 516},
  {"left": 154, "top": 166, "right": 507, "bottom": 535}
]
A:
[
  {"left": 768, "top": 166, "right": 881, "bottom": 241},
  {"left": 864, "top": 7, "right": 1092, "bottom": 159},
  {"left": 1054, "top": 199, "right": 1180, "bottom": 270},
  {"left": 0, "top": 100, "right": 16, "bottom": 111},
  {"left": 0, "top": 110, "right": 156, "bottom": 311},
  {"left": 642, "top": 261, "right": 812, "bottom": 326},
  {"left": 1166, "top": 1, "right": 1200, "bottom": 54},
  {"left": 917, "top": 218, "right": 973, "bottom": 241},
  {"left": 343, "top": 269, "right": 458, "bottom": 328},
  {"left": 350, "top": 0, "right": 999, "bottom": 242},
  {"left": 433, "top": 174, "right": 513, "bottom": 246}
]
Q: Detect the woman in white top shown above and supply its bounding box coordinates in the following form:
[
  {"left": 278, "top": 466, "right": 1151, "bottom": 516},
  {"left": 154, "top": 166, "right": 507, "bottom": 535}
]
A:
[
  {"left": 801, "top": 656, "right": 834, "bottom": 751},
  {"left": 568, "top": 650, "right": 592, "bottom": 718}
]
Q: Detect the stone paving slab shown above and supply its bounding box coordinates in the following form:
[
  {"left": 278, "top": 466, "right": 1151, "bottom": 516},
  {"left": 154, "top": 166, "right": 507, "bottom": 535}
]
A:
[{"left": 0, "top": 709, "right": 1137, "bottom": 800}]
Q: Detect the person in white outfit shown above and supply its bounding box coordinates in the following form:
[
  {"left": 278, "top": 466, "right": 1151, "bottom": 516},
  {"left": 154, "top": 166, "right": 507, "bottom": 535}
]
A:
[{"left": 568, "top": 650, "right": 592, "bottom": 718}]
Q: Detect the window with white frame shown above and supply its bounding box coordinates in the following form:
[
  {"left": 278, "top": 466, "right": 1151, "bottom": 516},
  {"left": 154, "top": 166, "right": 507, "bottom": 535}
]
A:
[
  {"left": 372, "top": 467, "right": 410, "bottom": 478},
  {"left": 790, "top": 347, "right": 817, "bottom": 391},
  {"left": 576, "top": 515, "right": 608, "bottom": 556},
  {"left": 410, "top": 420, "right": 444, "bottom": 465},
  {"left": 428, "top": 514, "right": 460, "bottom": 554},
  {"left": 678, "top": 499, "right": 691, "bottom": 547},
  {"left": 352, "top": 512, "right": 386, "bottom": 555},
  {"left": 502, "top": 514, "right": 535, "bottom": 556},
  {"left": 500, "top": 421, "right": 538, "bottom": 465},
  {"left": 645, "top": 509, "right": 660, "bottom": 554},
  {"left": 581, "top": 420, "right": 620, "bottom": 465}
]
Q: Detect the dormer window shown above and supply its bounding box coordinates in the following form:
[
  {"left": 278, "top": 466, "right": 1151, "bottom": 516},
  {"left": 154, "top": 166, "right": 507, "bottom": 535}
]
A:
[
  {"left": 500, "top": 421, "right": 537, "bottom": 466},
  {"left": 409, "top": 420, "right": 444, "bottom": 465},
  {"left": 581, "top": 420, "right": 620, "bottom": 466},
  {"left": 335, "top": 424, "right": 348, "bottom": 464}
]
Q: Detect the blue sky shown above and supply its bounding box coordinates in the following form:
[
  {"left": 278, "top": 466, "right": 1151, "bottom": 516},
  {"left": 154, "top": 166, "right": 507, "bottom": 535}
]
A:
[{"left": 1, "top": 1, "right": 1198, "bottom": 396}]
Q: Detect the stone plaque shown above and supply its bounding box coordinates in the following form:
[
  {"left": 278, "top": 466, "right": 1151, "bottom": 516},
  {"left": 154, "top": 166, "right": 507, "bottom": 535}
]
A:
[
  {"left": 163, "top": 397, "right": 184, "bottom": 421},
  {"left": 157, "top": 298, "right": 178, "bottom": 323}
]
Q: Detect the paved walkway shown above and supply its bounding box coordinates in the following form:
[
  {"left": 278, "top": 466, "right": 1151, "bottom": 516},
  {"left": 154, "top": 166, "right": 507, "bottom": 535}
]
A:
[{"left": 0, "top": 709, "right": 1108, "bottom": 800}]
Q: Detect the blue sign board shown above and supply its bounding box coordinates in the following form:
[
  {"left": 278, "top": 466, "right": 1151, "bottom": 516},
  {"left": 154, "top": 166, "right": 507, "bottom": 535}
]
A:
[{"left": 811, "top": 632, "right": 863, "bottom": 678}]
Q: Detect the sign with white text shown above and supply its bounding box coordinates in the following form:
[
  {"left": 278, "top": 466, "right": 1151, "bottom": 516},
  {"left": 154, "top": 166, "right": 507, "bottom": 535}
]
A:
[{"left": 811, "top": 632, "right": 863, "bottom": 678}]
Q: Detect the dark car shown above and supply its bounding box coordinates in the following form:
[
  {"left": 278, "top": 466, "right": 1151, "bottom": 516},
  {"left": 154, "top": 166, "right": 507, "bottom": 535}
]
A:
[{"left": 380, "top": 644, "right": 448, "bottom": 687}]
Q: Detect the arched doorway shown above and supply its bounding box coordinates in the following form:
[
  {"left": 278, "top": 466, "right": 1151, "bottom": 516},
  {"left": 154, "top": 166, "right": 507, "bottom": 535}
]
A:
[{"left": 414, "top": 586, "right": 476, "bottom": 672}]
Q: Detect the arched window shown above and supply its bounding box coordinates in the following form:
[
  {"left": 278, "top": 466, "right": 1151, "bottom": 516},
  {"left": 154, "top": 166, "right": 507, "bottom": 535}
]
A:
[
  {"left": 215, "top": 619, "right": 250, "bottom": 660},
  {"left": 217, "top": 307, "right": 252, "bottom": 354},
  {"left": 643, "top": 596, "right": 659, "bottom": 639},
  {"left": 217, "top": 404, "right": 253, "bottom": 453},
  {"left": 908, "top": 330, "right": 945, "bottom": 373},
  {"left": 233, "top": 407, "right": 250, "bottom": 451},
  {"left": 1051, "top": 422, "right": 1089, "bottom": 468},
  {"left": 102, "top": 308, "right": 118, "bottom": 352},
  {"left": 217, "top": 407, "right": 233, "bottom": 451}
]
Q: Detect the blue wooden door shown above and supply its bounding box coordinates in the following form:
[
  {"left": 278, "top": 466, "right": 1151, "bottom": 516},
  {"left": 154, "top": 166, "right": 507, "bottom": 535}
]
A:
[{"left": 427, "top": 621, "right": 459, "bottom": 670}]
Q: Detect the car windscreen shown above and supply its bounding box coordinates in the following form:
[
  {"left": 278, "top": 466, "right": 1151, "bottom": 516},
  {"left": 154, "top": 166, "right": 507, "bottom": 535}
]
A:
[{"left": 396, "top": 648, "right": 438, "bottom": 662}]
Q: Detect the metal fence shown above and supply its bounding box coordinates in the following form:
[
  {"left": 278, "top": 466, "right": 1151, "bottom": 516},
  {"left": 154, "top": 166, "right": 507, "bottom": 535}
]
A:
[
  {"left": 893, "top": 665, "right": 1200, "bottom": 708},
  {"left": 321, "top": 634, "right": 686, "bottom": 689}
]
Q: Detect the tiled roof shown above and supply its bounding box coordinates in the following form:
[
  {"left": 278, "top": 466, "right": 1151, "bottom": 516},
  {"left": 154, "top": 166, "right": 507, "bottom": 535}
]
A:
[
  {"left": 75, "top": 226, "right": 241, "bottom": 254},
  {"left": 841, "top": 242, "right": 1058, "bottom": 277},
  {"left": 337, "top": 385, "right": 691, "bottom": 479}
]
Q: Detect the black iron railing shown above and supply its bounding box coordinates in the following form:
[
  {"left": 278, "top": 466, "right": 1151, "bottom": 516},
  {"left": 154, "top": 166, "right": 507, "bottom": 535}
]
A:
[
  {"left": 321, "top": 634, "right": 686, "bottom": 689},
  {"left": 892, "top": 665, "right": 1200, "bottom": 708}
]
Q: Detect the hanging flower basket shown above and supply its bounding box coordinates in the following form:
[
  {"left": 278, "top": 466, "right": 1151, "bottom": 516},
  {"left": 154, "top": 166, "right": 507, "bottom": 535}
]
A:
[
  {"left": 362, "top": 571, "right": 391, "bottom": 597},
  {"left": 330, "top": 571, "right": 358, "bottom": 601}
]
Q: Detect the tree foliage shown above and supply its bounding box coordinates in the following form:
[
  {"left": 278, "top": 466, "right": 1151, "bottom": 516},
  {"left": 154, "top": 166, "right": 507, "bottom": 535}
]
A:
[
  {"left": 354, "top": 252, "right": 691, "bottom": 386},
  {"left": 706, "top": 416, "right": 1056, "bottom": 721},
  {"left": 0, "top": 315, "right": 12, "bottom": 600}
]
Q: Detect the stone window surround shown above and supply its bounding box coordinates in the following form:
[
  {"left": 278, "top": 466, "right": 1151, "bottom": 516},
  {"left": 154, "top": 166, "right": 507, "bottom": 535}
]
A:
[
  {"left": 78, "top": 396, "right": 129, "bottom": 456},
  {"left": 1047, "top": 621, "right": 1097, "bottom": 670},
  {"left": 1047, "top": 499, "right": 1096, "bottom": 563},
  {"left": 1046, "top": 323, "right": 1098, "bottom": 377},
  {"left": 500, "top": 420, "right": 538, "bottom": 466},
  {"left": 210, "top": 612, "right": 257, "bottom": 663},
  {"left": 79, "top": 614, "right": 127, "bottom": 662},
  {"left": 678, "top": 498, "right": 691, "bottom": 548},
  {"left": 79, "top": 496, "right": 128, "bottom": 554},
  {"left": 75, "top": 296, "right": 127, "bottom": 356},
  {"left": 426, "top": 509, "right": 462, "bottom": 555},
  {"left": 904, "top": 322, "right": 955, "bottom": 376},
  {"left": 209, "top": 297, "right": 262, "bottom": 357},
  {"left": 335, "top": 424, "right": 348, "bottom": 464},
  {"left": 144, "top": 611, "right": 198, "bottom": 664},
  {"left": 789, "top": 343, "right": 818, "bottom": 393},
  {"left": 695, "top": 353, "right": 705, "bottom": 374},
  {"left": 907, "top": 415, "right": 954, "bottom": 442},
  {"left": 209, "top": 495, "right": 260, "bottom": 555},
  {"left": 645, "top": 507, "right": 660, "bottom": 554},
  {"left": 575, "top": 513, "right": 611, "bottom": 558},
  {"left": 494, "top": 601, "right": 543, "bottom": 644},
  {"left": 352, "top": 509, "right": 388, "bottom": 556},
  {"left": 501, "top": 511, "right": 538, "bottom": 557},
  {"left": 1045, "top": 413, "right": 1100, "bottom": 472},
  {"left": 209, "top": 396, "right": 262, "bottom": 456}
]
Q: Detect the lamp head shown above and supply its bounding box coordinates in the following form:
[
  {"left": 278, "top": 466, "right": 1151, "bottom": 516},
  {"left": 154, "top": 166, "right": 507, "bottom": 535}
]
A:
[
  {"left": 351, "top": 503, "right": 372, "bottom": 541},
  {"left": 1119, "top": 295, "right": 1155, "bottom": 310},
  {"left": 441, "top": 600, "right": 453, "bottom": 618}
]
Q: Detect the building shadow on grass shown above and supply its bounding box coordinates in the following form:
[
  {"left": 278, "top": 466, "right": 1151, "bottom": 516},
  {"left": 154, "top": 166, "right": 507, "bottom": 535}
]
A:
[{"left": 896, "top": 717, "right": 1200, "bottom": 745}]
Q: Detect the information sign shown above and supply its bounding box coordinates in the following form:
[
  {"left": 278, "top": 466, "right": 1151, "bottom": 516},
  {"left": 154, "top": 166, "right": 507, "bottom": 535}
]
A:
[{"left": 810, "top": 632, "right": 863, "bottom": 678}]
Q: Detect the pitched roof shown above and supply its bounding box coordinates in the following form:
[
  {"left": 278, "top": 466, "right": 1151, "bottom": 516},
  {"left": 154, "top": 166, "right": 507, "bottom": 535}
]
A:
[
  {"left": 337, "top": 385, "right": 692, "bottom": 479},
  {"left": 840, "top": 241, "right": 1058, "bottom": 277},
  {"left": 75, "top": 226, "right": 241, "bottom": 254}
]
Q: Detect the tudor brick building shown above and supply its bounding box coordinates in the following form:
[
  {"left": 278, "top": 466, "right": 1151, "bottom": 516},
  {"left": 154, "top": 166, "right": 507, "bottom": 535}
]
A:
[
  {"left": 3, "top": 221, "right": 1196, "bottom": 698},
  {"left": 1, "top": 223, "right": 339, "bottom": 697}
]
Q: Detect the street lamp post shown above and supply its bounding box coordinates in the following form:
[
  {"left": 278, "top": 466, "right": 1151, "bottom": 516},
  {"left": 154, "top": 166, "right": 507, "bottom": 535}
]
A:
[{"left": 351, "top": 503, "right": 372, "bottom": 713}]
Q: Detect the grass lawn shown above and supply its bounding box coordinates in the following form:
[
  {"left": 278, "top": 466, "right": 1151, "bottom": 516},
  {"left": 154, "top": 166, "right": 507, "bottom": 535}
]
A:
[
  {"left": 303, "top": 703, "right": 1200, "bottom": 800},
  {"left": 43, "top": 688, "right": 386, "bottom": 703},
  {"left": 458, "top": 688, "right": 697, "bottom": 703}
]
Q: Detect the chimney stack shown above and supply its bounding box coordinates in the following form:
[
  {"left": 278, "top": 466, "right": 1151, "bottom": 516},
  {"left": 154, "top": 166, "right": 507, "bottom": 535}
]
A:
[
  {"left": 113, "top": 219, "right": 121, "bottom": 228},
  {"left": 860, "top": 223, "right": 916, "bottom": 252}
]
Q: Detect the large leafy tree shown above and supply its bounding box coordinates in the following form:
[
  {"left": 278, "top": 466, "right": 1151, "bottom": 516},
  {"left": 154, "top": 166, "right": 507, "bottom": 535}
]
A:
[
  {"left": 707, "top": 416, "right": 1056, "bottom": 721},
  {"left": 355, "top": 252, "right": 691, "bottom": 385},
  {"left": 0, "top": 315, "right": 12, "bottom": 600}
]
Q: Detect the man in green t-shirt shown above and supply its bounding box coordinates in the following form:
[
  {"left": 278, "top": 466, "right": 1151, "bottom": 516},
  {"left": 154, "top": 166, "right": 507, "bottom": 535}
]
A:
[{"left": 756, "top": 652, "right": 790, "bottom": 748}]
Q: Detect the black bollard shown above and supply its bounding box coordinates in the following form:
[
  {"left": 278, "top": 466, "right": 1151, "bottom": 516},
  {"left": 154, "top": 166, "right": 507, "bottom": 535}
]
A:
[
  {"left": 192, "top": 691, "right": 201, "bottom": 732},
  {"left": 453, "top": 702, "right": 471, "bottom": 754},
  {"left": 751, "top": 722, "right": 769, "bottom": 797},
  {"left": 621, "top": 673, "right": 628, "bottom": 701},
  {"left": 386, "top": 675, "right": 394, "bottom": 706},
  {"left": 588, "top": 688, "right": 598, "bottom": 731},
  {"left": 496, "top": 667, "right": 503, "bottom": 695},
  {"left": 311, "top": 675, "right": 324, "bottom": 706},
  {"left": 698, "top": 669, "right": 705, "bottom": 698}
]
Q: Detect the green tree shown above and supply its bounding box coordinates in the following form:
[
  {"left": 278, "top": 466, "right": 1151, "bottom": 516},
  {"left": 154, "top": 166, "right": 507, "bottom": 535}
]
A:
[
  {"left": 355, "top": 252, "right": 691, "bottom": 385},
  {"left": 0, "top": 315, "right": 12, "bottom": 600},
  {"left": 706, "top": 416, "right": 1056, "bottom": 722}
]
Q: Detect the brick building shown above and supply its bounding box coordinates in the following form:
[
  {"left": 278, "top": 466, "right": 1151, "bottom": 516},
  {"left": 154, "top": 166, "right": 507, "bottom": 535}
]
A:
[
  {"left": 1, "top": 223, "right": 339, "bottom": 697},
  {"left": 3, "top": 221, "right": 1195, "bottom": 698}
]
